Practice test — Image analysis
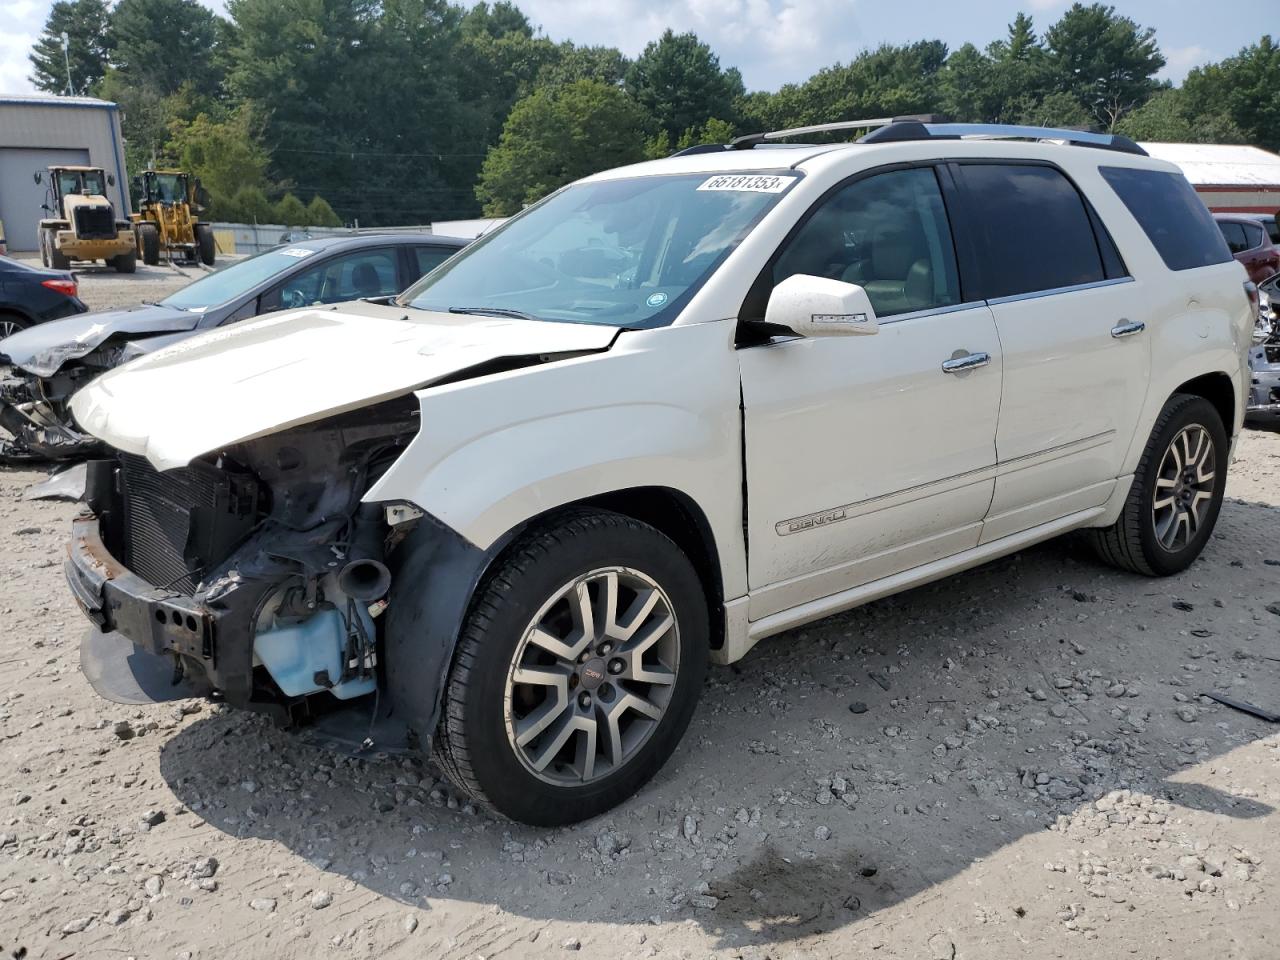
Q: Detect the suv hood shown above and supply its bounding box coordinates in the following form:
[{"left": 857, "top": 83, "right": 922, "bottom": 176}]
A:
[
  {"left": 0, "top": 303, "right": 197, "bottom": 377},
  {"left": 71, "top": 301, "right": 618, "bottom": 470}
]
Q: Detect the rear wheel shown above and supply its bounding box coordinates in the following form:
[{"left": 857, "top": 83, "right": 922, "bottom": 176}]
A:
[
  {"left": 138, "top": 223, "right": 160, "bottom": 266},
  {"left": 433, "top": 510, "right": 708, "bottom": 825},
  {"left": 195, "top": 223, "right": 216, "bottom": 266},
  {"left": 0, "top": 312, "right": 27, "bottom": 339},
  {"left": 1089, "top": 394, "right": 1227, "bottom": 576}
]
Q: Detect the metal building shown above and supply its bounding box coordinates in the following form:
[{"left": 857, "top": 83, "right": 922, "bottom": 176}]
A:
[
  {"left": 1140, "top": 142, "right": 1280, "bottom": 215},
  {"left": 0, "top": 94, "right": 131, "bottom": 252}
]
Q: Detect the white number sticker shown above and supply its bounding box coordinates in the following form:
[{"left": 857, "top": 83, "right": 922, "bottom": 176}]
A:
[
  {"left": 279, "top": 247, "right": 314, "bottom": 258},
  {"left": 696, "top": 174, "right": 796, "bottom": 194}
]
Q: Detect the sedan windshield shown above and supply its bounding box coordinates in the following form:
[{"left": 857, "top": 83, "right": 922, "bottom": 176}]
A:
[
  {"left": 160, "top": 246, "right": 320, "bottom": 311},
  {"left": 399, "top": 172, "right": 796, "bottom": 326}
]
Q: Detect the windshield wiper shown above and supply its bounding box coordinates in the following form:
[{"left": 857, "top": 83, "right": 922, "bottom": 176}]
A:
[{"left": 448, "top": 306, "right": 539, "bottom": 321}]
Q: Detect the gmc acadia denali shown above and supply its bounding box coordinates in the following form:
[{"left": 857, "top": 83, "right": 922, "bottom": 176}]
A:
[{"left": 64, "top": 119, "right": 1253, "bottom": 825}]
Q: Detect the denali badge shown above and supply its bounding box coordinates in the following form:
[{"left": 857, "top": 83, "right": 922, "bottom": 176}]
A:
[
  {"left": 812, "top": 312, "right": 869, "bottom": 324},
  {"left": 777, "top": 507, "right": 848, "bottom": 536}
]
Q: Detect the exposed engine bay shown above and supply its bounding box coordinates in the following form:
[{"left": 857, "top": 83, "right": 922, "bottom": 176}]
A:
[{"left": 70, "top": 397, "right": 425, "bottom": 739}]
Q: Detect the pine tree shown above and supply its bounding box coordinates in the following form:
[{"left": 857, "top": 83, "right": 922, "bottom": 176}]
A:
[{"left": 28, "top": 0, "right": 112, "bottom": 95}]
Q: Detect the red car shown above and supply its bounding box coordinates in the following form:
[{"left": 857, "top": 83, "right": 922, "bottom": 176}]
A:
[{"left": 1214, "top": 213, "right": 1280, "bottom": 284}]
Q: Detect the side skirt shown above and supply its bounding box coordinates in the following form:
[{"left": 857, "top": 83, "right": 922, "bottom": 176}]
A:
[{"left": 716, "top": 505, "right": 1106, "bottom": 664}]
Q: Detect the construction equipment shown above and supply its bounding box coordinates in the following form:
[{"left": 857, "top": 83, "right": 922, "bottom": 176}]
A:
[
  {"left": 130, "top": 170, "right": 215, "bottom": 266},
  {"left": 35, "top": 166, "right": 137, "bottom": 273}
]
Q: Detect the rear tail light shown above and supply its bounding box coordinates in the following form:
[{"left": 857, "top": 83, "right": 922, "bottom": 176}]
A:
[{"left": 41, "top": 278, "right": 78, "bottom": 298}]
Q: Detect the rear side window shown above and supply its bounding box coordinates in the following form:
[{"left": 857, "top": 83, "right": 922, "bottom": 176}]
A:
[
  {"left": 1264, "top": 218, "right": 1280, "bottom": 245},
  {"left": 956, "top": 164, "right": 1107, "bottom": 299},
  {"left": 413, "top": 245, "right": 455, "bottom": 277},
  {"left": 1243, "top": 221, "right": 1266, "bottom": 249},
  {"left": 1099, "top": 166, "right": 1233, "bottom": 271},
  {"left": 1218, "top": 221, "right": 1249, "bottom": 254}
]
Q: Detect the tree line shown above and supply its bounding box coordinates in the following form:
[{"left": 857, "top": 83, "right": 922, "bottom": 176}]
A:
[{"left": 29, "top": 0, "right": 1280, "bottom": 224}]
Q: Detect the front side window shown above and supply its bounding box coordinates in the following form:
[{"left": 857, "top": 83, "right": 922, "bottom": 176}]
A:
[
  {"left": 161, "top": 246, "right": 326, "bottom": 312},
  {"left": 1099, "top": 166, "right": 1233, "bottom": 271},
  {"left": 770, "top": 166, "right": 961, "bottom": 318},
  {"left": 276, "top": 248, "right": 400, "bottom": 310},
  {"left": 957, "top": 163, "right": 1105, "bottom": 299},
  {"left": 400, "top": 173, "right": 794, "bottom": 327}
]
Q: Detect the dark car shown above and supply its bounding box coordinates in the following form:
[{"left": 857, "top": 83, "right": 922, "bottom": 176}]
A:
[
  {"left": 1214, "top": 213, "right": 1280, "bottom": 284},
  {"left": 0, "top": 232, "right": 467, "bottom": 460},
  {"left": 0, "top": 255, "right": 87, "bottom": 338}
]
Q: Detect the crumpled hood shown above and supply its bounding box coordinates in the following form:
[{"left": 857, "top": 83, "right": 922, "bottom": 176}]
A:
[
  {"left": 71, "top": 301, "right": 618, "bottom": 470},
  {"left": 0, "top": 303, "right": 198, "bottom": 377}
]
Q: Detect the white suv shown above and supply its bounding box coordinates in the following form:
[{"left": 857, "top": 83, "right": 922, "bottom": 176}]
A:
[{"left": 66, "top": 119, "right": 1253, "bottom": 825}]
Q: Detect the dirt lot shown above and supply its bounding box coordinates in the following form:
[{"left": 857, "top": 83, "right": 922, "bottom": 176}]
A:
[{"left": 2, "top": 269, "right": 1279, "bottom": 959}]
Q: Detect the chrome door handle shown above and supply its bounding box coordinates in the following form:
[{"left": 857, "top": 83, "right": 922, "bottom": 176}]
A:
[
  {"left": 941, "top": 351, "right": 991, "bottom": 373},
  {"left": 1111, "top": 321, "right": 1145, "bottom": 338}
]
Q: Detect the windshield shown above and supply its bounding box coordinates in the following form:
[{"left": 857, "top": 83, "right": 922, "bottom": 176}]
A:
[
  {"left": 57, "top": 170, "right": 105, "bottom": 197},
  {"left": 161, "top": 246, "right": 320, "bottom": 311},
  {"left": 150, "top": 173, "right": 187, "bottom": 203},
  {"left": 399, "top": 172, "right": 796, "bottom": 326}
]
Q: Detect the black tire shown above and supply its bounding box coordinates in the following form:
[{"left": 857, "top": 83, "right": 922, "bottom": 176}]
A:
[
  {"left": 195, "top": 223, "right": 216, "bottom": 266},
  {"left": 113, "top": 247, "right": 137, "bottom": 273},
  {"left": 138, "top": 223, "right": 160, "bottom": 266},
  {"left": 38, "top": 231, "right": 50, "bottom": 268},
  {"left": 1089, "top": 393, "right": 1228, "bottom": 576},
  {"left": 433, "top": 510, "right": 709, "bottom": 825},
  {"left": 45, "top": 230, "right": 70, "bottom": 270}
]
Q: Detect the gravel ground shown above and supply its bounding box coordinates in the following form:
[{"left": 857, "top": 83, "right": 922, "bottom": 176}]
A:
[{"left": 1, "top": 270, "right": 1279, "bottom": 959}]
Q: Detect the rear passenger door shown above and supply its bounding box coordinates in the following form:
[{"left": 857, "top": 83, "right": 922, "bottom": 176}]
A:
[{"left": 952, "top": 161, "right": 1151, "bottom": 541}]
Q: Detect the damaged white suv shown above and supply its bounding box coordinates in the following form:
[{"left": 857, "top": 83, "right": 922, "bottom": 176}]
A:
[{"left": 67, "top": 120, "right": 1253, "bottom": 825}]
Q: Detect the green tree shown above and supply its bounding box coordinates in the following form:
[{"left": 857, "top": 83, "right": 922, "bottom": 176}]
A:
[
  {"left": 109, "top": 0, "right": 222, "bottom": 97},
  {"left": 306, "top": 195, "right": 343, "bottom": 227},
  {"left": 538, "top": 43, "right": 629, "bottom": 88},
  {"left": 229, "top": 185, "right": 273, "bottom": 223},
  {"left": 1116, "top": 87, "right": 1245, "bottom": 144},
  {"left": 167, "top": 108, "right": 270, "bottom": 213},
  {"left": 28, "top": 0, "right": 112, "bottom": 95},
  {"left": 477, "top": 79, "right": 652, "bottom": 215},
  {"left": 274, "top": 193, "right": 310, "bottom": 226},
  {"left": 1043, "top": 3, "right": 1165, "bottom": 129},
  {"left": 625, "top": 30, "right": 743, "bottom": 140},
  {"left": 1182, "top": 36, "right": 1280, "bottom": 152}
]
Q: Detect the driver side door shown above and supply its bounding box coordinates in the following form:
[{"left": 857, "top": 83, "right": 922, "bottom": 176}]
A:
[
  {"left": 738, "top": 164, "right": 1003, "bottom": 621},
  {"left": 259, "top": 247, "right": 401, "bottom": 313}
]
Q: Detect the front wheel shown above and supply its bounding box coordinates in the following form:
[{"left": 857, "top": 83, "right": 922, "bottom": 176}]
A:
[
  {"left": 433, "top": 511, "right": 708, "bottom": 825},
  {"left": 1090, "top": 394, "right": 1228, "bottom": 576}
]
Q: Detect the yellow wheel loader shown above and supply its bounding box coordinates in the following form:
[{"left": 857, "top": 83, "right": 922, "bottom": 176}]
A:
[
  {"left": 36, "top": 166, "right": 138, "bottom": 273},
  {"left": 130, "top": 170, "right": 216, "bottom": 267}
]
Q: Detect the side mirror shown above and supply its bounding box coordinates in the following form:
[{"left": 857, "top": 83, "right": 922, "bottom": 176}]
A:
[
  {"left": 107, "top": 173, "right": 116, "bottom": 186},
  {"left": 33, "top": 172, "right": 42, "bottom": 184},
  {"left": 131, "top": 176, "right": 142, "bottom": 191},
  {"left": 764, "top": 274, "right": 879, "bottom": 337}
]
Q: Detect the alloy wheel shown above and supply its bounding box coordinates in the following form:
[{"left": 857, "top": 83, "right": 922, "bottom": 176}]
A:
[
  {"left": 1151, "top": 423, "right": 1216, "bottom": 552},
  {"left": 504, "top": 566, "right": 680, "bottom": 785},
  {"left": 0, "top": 319, "right": 22, "bottom": 339}
]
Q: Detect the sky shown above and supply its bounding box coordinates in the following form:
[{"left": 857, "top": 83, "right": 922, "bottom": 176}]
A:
[{"left": 0, "top": 0, "right": 1272, "bottom": 97}]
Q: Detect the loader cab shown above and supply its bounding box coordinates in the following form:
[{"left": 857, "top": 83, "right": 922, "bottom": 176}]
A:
[{"left": 38, "top": 166, "right": 113, "bottom": 219}]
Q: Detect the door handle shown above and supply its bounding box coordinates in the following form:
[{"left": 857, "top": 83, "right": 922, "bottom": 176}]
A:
[
  {"left": 941, "top": 351, "right": 991, "bottom": 374},
  {"left": 1111, "top": 320, "right": 1145, "bottom": 338}
]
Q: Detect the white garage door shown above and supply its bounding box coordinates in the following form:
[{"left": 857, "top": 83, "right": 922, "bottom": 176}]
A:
[{"left": 0, "top": 147, "right": 92, "bottom": 252}]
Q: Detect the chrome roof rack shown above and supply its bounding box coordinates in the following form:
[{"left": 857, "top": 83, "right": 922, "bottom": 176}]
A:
[{"left": 710, "top": 115, "right": 1148, "bottom": 157}]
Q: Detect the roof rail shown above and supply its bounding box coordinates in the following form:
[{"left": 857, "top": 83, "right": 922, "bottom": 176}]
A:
[
  {"left": 861, "top": 121, "right": 1148, "bottom": 155},
  {"left": 730, "top": 115, "right": 948, "bottom": 150}
]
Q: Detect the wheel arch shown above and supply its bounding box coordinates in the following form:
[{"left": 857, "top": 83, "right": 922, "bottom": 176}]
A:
[
  {"left": 1172, "top": 371, "right": 1237, "bottom": 436},
  {"left": 382, "top": 488, "right": 727, "bottom": 751}
]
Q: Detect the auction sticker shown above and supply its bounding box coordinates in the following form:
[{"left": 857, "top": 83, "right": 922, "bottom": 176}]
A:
[
  {"left": 646, "top": 292, "right": 669, "bottom": 307},
  {"left": 697, "top": 174, "right": 796, "bottom": 193},
  {"left": 280, "top": 247, "right": 315, "bottom": 258}
]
